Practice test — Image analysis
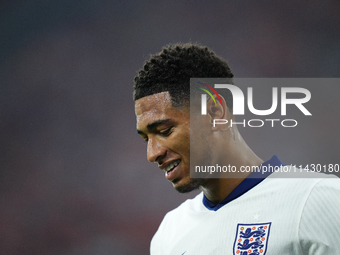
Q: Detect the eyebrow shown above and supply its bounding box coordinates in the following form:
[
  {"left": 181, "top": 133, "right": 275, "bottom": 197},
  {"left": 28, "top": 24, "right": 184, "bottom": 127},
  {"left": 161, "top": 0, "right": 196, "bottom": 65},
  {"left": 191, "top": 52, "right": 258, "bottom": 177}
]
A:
[{"left": 137, "top": 119, "right": 172, "bottom": 135}]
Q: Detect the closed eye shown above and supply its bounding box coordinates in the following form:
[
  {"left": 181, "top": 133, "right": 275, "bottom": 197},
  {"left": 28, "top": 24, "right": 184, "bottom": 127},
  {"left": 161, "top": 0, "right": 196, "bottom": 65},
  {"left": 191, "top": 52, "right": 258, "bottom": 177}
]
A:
[{"left": 160, "top": 127, "right": 172, "bottom": 136}]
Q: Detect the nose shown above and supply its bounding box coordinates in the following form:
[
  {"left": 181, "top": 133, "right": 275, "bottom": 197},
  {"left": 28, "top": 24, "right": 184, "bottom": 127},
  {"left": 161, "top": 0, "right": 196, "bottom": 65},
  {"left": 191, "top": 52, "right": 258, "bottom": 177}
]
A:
[{"left": 147, "top": 138, "right": 166, "bottom": 163}]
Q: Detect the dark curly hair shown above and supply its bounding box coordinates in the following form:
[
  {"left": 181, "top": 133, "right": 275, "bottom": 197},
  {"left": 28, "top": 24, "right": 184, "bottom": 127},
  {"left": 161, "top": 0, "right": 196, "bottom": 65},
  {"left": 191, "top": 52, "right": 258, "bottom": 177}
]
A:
[{"left": 133, "top": 43, "right": 234, "bottom": 111}]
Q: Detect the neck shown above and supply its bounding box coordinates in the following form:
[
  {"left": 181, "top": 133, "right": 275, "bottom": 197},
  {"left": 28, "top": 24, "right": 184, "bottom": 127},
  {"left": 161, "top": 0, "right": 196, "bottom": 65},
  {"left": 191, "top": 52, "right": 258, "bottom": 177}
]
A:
[{"left": 200, "top": 127, "right": 263, "bottom": 204}]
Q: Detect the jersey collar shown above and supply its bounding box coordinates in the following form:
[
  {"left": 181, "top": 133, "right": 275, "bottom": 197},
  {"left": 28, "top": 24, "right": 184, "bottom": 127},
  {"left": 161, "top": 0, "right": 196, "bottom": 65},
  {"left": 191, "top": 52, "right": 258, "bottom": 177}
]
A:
[{"left": 203, "top": 155, "right": 284, "bottom": 211}]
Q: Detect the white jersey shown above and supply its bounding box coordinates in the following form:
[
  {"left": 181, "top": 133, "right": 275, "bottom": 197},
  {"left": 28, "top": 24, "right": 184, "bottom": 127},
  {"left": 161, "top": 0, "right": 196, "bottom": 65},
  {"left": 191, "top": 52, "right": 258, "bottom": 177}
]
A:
[{"left": 150, "top": 156, "right": 340, "bottom": 255}]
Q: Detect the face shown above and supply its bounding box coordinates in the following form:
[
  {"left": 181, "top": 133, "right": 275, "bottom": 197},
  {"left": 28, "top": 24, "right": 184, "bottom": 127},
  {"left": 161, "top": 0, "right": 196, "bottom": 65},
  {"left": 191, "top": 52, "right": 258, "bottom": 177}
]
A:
[{"left": 135, "top": 92, "right": 206, "bottom": 193}]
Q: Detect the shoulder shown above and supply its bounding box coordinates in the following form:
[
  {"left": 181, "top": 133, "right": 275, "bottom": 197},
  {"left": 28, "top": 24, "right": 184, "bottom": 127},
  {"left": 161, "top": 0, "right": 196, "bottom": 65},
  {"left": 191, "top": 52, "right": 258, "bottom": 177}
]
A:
[
  {"left": 298, "top": 177, "right": 340, "bottom": 254},
  {"left": 301, "top": 176, "right": 340, "bottom": 212},
  {"left": 257, "top": 170, "right": 338, "bottom": 193},
  {"left": 298, "top": 176, "right": 340, "bottom": 218},
  {"left": 150, "top": 192, "right": 205, "bottom": 254},
  {"left": 159, "top": 191, "right": 205, "bottom": 225},
  {"left": 265, "top": 168, "right": 339, "bottom": 187},
  {"left": 243, "top": 171, "right": 339, "bottom": 221}
]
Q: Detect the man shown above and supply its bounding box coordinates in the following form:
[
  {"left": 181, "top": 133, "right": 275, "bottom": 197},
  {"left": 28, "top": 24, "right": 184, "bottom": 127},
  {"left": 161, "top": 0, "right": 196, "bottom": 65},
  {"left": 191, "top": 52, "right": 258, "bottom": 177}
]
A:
[{"left": 133, "top": 43, "right": 340, "bottom": 254}]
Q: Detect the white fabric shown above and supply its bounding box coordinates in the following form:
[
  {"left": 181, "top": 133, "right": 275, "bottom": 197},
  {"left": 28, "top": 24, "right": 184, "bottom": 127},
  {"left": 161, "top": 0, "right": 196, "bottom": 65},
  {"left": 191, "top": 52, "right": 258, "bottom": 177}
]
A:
[{"left": 150, "top": 172, "right": 340, "bottom": 255}]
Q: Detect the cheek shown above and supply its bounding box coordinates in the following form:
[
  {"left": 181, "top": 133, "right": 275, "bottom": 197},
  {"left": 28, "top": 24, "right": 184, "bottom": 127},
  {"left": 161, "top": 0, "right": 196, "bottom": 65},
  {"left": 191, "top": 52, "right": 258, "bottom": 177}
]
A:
[{"left": 171, "top": 130, "right": 190, "bottom": 154}]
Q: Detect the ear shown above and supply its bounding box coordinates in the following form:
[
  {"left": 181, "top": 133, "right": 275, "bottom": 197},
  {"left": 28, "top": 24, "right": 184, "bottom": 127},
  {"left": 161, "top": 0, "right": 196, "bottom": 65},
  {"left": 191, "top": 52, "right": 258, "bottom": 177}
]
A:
[{"left": 206, "top": 94, "right": 230, "bottom": 131}]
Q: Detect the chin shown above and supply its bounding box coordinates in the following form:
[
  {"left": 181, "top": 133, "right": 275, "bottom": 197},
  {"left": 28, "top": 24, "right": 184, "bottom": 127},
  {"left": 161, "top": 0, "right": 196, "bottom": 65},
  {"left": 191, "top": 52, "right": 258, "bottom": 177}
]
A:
[{"left": 173, "top": 178, "right": 207, "bottom": 193}]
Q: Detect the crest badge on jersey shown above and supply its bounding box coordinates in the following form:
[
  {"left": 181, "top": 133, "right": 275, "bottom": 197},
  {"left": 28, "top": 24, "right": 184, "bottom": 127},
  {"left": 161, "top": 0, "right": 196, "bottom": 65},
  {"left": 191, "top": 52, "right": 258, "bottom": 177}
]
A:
[{"left": 233, "top": 222, "right": 271, "bottom": 255}]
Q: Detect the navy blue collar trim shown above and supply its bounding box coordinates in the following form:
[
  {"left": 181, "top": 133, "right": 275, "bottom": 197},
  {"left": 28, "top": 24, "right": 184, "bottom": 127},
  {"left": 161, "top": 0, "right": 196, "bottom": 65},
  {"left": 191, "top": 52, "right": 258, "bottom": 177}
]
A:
[{"left": 203, "top": 155, "right": 285, "bottom": 211}]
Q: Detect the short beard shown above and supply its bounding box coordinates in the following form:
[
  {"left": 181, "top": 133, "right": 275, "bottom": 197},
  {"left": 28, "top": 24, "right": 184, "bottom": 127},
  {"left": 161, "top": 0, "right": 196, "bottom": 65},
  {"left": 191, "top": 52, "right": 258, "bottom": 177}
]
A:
[{"left": 175, "top": 178, "right": 208, "bottom": 193}]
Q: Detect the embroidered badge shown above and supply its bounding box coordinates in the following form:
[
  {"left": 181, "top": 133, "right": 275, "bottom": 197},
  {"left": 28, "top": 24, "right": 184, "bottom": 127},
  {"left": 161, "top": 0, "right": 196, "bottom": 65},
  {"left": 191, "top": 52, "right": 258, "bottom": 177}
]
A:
[{"left": 233, "top": 222, "right": 271, "bottom": 255}]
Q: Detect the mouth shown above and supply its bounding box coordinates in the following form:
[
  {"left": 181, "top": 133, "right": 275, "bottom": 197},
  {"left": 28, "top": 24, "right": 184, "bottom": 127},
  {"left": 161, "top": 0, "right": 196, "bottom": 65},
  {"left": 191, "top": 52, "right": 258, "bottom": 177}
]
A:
[{"left": 164, "top": 159, "right": 181, "bottom": 177}]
